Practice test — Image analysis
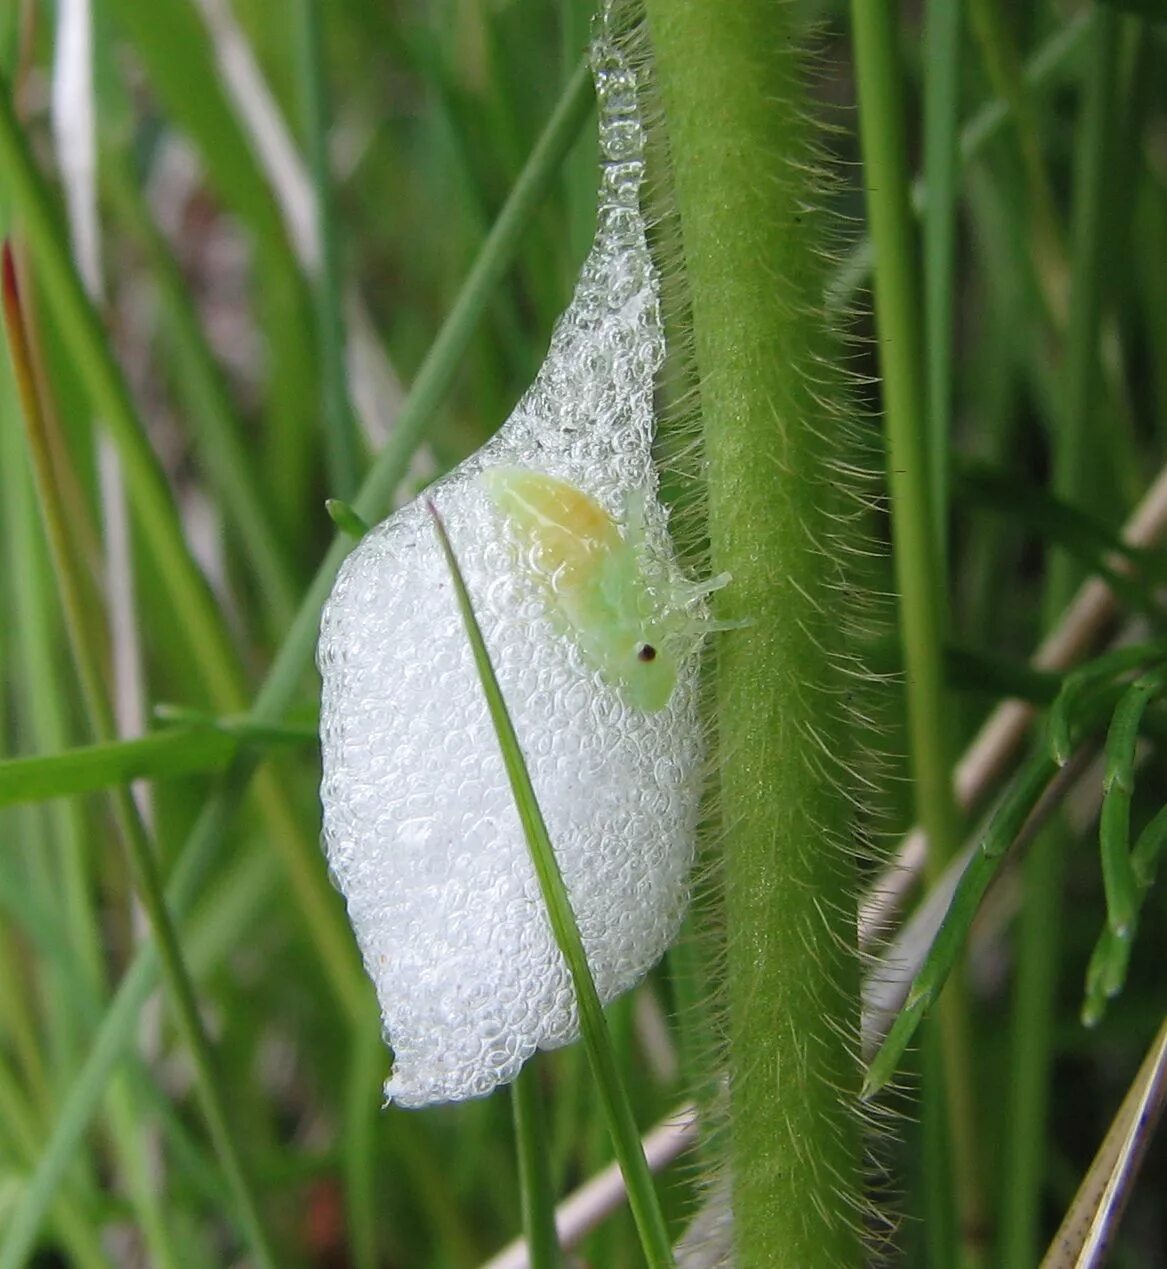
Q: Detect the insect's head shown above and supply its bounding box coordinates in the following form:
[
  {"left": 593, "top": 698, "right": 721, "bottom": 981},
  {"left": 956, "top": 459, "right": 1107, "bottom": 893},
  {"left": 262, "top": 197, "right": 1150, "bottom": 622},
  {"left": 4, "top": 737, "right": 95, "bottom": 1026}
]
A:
[
  {"left": 612, "top": 627, "right": 679, "bottom": 713},
  {"left": 604, "top": 558, "right": 743, "bottom": 712}
]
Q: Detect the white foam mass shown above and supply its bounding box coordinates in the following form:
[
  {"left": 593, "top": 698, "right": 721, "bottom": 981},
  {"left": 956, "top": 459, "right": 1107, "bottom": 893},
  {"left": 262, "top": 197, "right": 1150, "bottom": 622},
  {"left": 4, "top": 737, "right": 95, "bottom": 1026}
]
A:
[{"left": 317, "top": 15, "right": 706, "bottom": 1107}]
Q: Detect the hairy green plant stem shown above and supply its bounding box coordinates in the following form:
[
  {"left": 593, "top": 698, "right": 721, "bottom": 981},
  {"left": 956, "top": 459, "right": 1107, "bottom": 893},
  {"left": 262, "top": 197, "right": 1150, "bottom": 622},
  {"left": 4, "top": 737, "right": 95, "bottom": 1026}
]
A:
[{"left": 645, "top": 3, "right": 861, "bottom": 1261}]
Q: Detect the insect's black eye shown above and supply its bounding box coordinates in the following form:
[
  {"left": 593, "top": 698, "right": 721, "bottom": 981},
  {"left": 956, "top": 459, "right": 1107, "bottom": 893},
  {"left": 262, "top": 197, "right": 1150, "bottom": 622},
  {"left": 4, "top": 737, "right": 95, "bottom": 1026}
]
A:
[{"left": 637, "top": 643, "right": 657, "bottom": 662}]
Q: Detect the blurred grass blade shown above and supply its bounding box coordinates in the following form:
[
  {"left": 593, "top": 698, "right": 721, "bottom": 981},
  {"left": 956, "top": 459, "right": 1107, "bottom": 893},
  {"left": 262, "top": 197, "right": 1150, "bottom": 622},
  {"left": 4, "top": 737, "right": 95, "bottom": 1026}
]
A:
[
  {"left": 1100, "top": 669, "right": 1166, "bottom": 930},
  {"left": 1040, "top": 1017, "right": 1167, "bottom": 1268},
  {"left": 188, "top": 0, "right": 407, "bottom": 451},
  {"left": 828, "top": 10, "right": 1091, "bottom": 313},
  {"left": 0, "top": 765, "right": 251, "bottom": 1269},
  {"left": 295, "top": 0, "right": 362, "bottom": 499},
  {"left": 851, "top": 0, "right": 977, "bottom": 1243},
  {"left": 350, "top": 56, "right": 593, "bottom": 522},
  {"left": 0, "top": 1066, "right": 106, "bottom": 1267},
  {"left": 3, "top": 240, "right": 279, "bottom": 1268},
  {"left": 0, "top": 56, "right": 595, "bottom": 1263},
  {"left": 343, "top": 1024, "right": 382, "bottom": 1269},
  {"left": 943, "top": 646, "right": 1062, "bottom": 705},
  {"left": 850, "top": 0, "right": 959, "bottom": 869},
  {"left": 187, "top": 0, "right": 315, "bottom": 264},
  {"left": 103, "top": 158, "right": 301, "bottom": 627},
  {"left": 865, "top": 651, "right": 1148, "bottom": 1095},
  {"left": 102, "top": 0, "right": 288, "bottom": 245},
  {"left": 512, "top": 1062, "right": 560, "bottom": 1269},
  {"left": 428, "top": 501, "right": 675, "bottom": 1268},
  {"left": 967, "top": 0, "right": 1066, "bottom": 322},
  {"left": 1052, "top": 4, "right": 1123, "bottom": 598},
  {"left": 922, "top": 0, "right": 962, "bottom": 565},
  {"left": 863, "top": 748, "right": 1057, "bottom": 1100},
  {"left": 1, "top": 64, "right": 371, "bottom": 1021},
  {"left": 325, "top": 497, "right": 370, "bottom": 538},
  {"left": 1047, "top": 640, "right": 1167, "bottom": 766},
  {"left": 0, "top": 68, "right": 244, "bottom": 707},
  {"left": 0, "top": 724, "right": 312, "bottom": 809},
  {"left": 958, "top": 465, "right": 1167, "bottom": 623},
  {"left": 1131, "top": 801, "right": 1167, "bottom": 890}
]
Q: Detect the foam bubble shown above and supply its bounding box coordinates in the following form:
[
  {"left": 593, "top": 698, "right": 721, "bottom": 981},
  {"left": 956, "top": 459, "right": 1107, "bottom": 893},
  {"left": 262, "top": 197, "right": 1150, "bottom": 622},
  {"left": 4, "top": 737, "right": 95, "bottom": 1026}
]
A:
[{"left": 317, "top": 8, "right": 706, "bottom": 1107}]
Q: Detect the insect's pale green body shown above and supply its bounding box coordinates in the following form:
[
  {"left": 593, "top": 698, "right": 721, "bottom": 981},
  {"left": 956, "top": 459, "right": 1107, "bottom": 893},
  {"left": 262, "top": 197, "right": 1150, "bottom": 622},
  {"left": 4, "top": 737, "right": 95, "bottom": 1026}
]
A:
[{"left": 482, "top": 467, "right": 730, "bottom": 712}]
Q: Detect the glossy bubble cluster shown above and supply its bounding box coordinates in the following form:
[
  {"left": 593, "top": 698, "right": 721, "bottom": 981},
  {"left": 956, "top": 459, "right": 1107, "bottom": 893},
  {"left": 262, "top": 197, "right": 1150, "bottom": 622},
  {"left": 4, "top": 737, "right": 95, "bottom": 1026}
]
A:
[{"left": 317, "top": 8, "right": 706, "bottom": 1107}]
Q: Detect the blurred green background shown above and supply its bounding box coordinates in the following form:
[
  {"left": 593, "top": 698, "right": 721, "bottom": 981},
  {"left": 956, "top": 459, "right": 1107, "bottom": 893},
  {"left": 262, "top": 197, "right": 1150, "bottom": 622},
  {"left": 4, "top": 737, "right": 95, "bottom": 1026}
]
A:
[{"left": 0, "top": 0, "right": 1165, "bottom": 1264}]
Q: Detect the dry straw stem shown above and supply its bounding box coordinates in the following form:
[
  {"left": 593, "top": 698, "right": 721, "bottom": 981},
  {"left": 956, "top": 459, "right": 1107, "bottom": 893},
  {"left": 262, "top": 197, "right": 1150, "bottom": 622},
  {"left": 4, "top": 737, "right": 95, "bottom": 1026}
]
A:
[
  {"left": 482, "top": 1105, "right": 699, "bottom": 1269},
  {"left": 1040, "top": 1016, "right": 1167, "bottom": 1268}
]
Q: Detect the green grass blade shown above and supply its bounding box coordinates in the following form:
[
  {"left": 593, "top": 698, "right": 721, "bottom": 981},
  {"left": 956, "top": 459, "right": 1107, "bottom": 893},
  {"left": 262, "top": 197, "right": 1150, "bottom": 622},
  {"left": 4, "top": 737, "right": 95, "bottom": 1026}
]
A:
[
  {"left": 1084, "top": 795, "right": 1167, "bottom": 1024},
  {"left": 967, "top": 0, "right": 1066, "bottom": 320},
  {"left": 0, "top": 320, "right": 105, "bottom": 1023},
  {"left": 0, "top": 760, "right": 252, "bottom": 1269},
  {"left": 101, "top": 0, "right": 289, "bottom": 247},
  {"left": 295, "top": 0, "right": 362, "bottom": 499},
  {"left": 1098, "top": 788, "right": 1135, "bottom": 932},
  {"left": 103, "top": 159, "right": 301, "bottom": 629},
  {"left": 1051, "top": 6, "right": 1124, "bottom": 602},
  {"left": 0, "top": 1058, "right": 106, "bottom": 1269},
  {"left": 0, "top": 73, "right": 242, "bottom": 708},
  {"left": 958, "top": 465, "right": 1167, "bottom": 598},
  {"left": 0, "top": 249, "right": 184, "bottom": 1263},
  {"left": 922, "top": 0, "right": 962, "bottom": 566},
  {"left": 1048, "top": 640, "right": 1167, "bottom": 766},
  {"left": 863, "top": 642, "right": 1137, "bottom": 1101},
  {"left": 851, "top": 0, "right": 959, "bottom": 870},
  {"left": 1131, "top": 801, "right": 1167, "bottom": 890},
  {"left": 1, "top": 69, "right": 373, "bottom": 1022},
  {"left": 512, "top": 1062, "right": 561, "bottom": 1269},
  {"left": 348, "top": 57, "right": 594, "bottom": 523},
  {"left": 959, "top": 12, "right": 1091, "bottom": 159},
  {"left": 325, "top": 497, "right": 370, "bottom": 538},
  {"left": 943, "top": 646, "right": 1062, "bottom": 705},
  {"left": 862, "top": 749, "right": 1056, "bottom": 1100},
  {"left": 1082, "top": 926, "right": 1132, "bottom": 1027},
  {"left": 342, "top": 1024, "right": 382, "bottom": 1269},
  {"left": 828, "top": 11, "right": 1091, "bottom": 315},
  {"left": 429, "top": 502, "right": 674, "bottom": 1268},
  {"left": 3, "top": 246, "right": 278, "bottom": 1267},
  {"left": 0, "top": 59, "right": 595, "bottom": 1262},
  {"left": 0, "top": 722, "right": 312, "bottom": 809},
  {"left": 1100, "top": 668, "right": 1167, "bottom": 936},
  {"left": 1102, "top": 670, "right": 1165, "bottom": 798},
  {"left": 1002, "top": 18, "right": 1126, "bottom": 1261},
  {"left": 850, "top": 0, "right": 980, "bottom": 1246},
  {"left": 0, "top": 731, "right": 232, "bottom": 808}
]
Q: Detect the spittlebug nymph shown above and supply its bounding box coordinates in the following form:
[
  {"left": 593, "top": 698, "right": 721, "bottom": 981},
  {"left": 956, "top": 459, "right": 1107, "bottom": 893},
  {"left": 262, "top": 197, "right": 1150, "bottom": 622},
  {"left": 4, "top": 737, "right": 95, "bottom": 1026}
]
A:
[{"left": 482, "top": 466, "right": 733, "bottom": 712}]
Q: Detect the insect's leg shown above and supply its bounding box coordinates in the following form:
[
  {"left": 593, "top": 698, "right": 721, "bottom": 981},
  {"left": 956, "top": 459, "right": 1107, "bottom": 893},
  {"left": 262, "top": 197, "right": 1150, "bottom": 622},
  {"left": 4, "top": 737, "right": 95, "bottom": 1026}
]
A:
[
  {"left": 694, "top": 570, "right": 732, "bottom": 597},
  {"left": 682, "top": 572, "right": 752, "bottom": 630},
  {"left": 703, "top": 614, "right": 753, "bottom": 632}
]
